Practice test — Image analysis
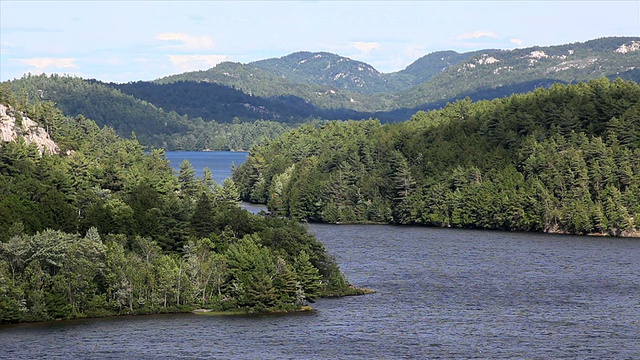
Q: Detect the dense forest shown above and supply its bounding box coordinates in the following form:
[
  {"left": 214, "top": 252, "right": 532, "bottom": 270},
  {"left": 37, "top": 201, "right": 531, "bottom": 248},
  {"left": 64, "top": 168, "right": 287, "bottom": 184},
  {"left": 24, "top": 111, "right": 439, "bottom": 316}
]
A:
[
  {"left": 5, "top": 74, "right": 295, "bottom": 150},
  {"left": 0, "top": 87, "right": 360, "bottom": 324},
  {"left": 5, "top": 38, "right": 638, "bottom": 152},
  {"left": 155, "top": 61, "right": 392, "bottom": 113},
  {"left": 395, "top": 37, "right": 640, "bottom": 109},
  {"left": 159, "top": 37, "right": 640, "bottom": 111},
  {"left": 2, "top": 38, "right": 638, "bottom": 325},
  {"left": 234, "top": 78, "right": 640, "bottom": 236}
]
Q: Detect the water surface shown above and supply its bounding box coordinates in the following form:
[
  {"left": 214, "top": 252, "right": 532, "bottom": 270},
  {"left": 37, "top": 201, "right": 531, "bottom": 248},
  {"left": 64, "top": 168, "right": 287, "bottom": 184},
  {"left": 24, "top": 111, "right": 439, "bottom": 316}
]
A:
[
  {"left": 165, "top": 151, "right": 248, "bottom": 182},
  {"left": 2, "top": 225, "right": 639, "bottom": 359}
]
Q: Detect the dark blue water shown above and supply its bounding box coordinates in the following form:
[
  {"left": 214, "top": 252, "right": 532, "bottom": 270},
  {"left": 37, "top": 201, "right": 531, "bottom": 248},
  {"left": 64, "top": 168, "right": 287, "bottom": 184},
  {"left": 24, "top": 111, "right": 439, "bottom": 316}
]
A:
[
  {"left": 164, "top": 151, "right": 248, "bottom": 182},
  {"left": 2, "top": 226, "right": 639, "bottom": 359},
  {"left": 2, "top": 152, "right": 639, "bottom": 359}
]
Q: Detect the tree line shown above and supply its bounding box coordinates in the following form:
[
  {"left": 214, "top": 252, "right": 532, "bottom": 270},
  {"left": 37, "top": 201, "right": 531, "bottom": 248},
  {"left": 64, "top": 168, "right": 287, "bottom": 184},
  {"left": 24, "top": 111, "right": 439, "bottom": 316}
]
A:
[
  {"left": 5, "top": 74, "right": 297, "bottom": 150},
  {"left": 234, "top": 78, "right": 640, "bottom": 236},
  {"left": 0, "top": 87, "right": 357, "bottom": 324}
]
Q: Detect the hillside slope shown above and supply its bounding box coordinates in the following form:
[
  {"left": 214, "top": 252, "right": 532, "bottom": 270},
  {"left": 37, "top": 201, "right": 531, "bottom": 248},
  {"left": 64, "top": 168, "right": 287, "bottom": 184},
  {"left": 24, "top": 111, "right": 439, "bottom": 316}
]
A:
[
  {"left": 4, "top": 76, "right": 294, "bottom": 150},
  {"left": 251, "top": 51, "right": 398, "bottom": 94},
  {"left": 397, "top": 37, "right": 640, "bottom": 108},
  {"left": 234, "top": 78, "right": 640, "bottom": 236},
  {"left": 154, "top": 61, "right": 392, "bottom": 112},
  {"left": 156, "top": 37, "right": 639, "bottom": 114},
  {"left": 3, "top": 37, "right": 638, "bottom": 149},
  {"left": 5, "top": 74, "right": 190, "bottom": 145}
]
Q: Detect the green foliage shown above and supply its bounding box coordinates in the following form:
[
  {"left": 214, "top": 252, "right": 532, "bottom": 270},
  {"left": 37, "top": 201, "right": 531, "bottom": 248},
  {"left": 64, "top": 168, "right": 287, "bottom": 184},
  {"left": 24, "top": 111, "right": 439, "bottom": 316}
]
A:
[
  {"left": 5, "top": 74, "right": 295, "bottom": 150},
  {"left": 293, "top": 250, "right": 322, "bottom": 301},
  {"left": 235, "top": 78, "right": 640, "bottom": 236},
  {"left": 6, "top": 38, "right": 638, "bottom": 151},
  {"left": 225, "top": 235, "right": 277, "bottom": 309},
  {"left": 156, "top": 37, "right": 640, "bottom": 115},
  {"left": 0, "top": 93, "right": 354, "bottom": 323}
]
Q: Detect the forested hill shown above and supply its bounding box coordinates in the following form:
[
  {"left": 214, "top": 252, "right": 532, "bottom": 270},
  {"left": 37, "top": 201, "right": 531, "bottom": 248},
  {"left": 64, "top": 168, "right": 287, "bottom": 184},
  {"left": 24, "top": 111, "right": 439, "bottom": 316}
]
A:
[
  {"left": 109, "top": 80, "right": 364, "bottom": 123},
  {"left": 395, "top": 37, "right": 640, "bottom": 109},
  {"left": 153, "top": 61, "right": 389, "bottom": 112},
  {"left": 4, "top": 75, "right": 293, "bottom": 150},
  {"left": 233, "top": 78, "right": 640, "bottom": 237},
  {"left": 4, "top": 37, "right": 638, "bottom": 150},
  {"left": 250, "top": 51, "right": 400, "bottom": 94},
  {"left": 5, "top": 74, "right": 190, "bottom": 143},
  {"left": 156, "top": 37, "right": 640, "bottom": 113},
  {"left": 0, "top": 88, "right": 360, "bottom": 324}
]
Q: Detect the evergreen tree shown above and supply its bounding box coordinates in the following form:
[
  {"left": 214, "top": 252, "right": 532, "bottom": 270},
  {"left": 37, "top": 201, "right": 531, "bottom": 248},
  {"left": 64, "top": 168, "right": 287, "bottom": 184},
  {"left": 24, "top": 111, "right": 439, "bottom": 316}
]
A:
[
  {"left": 178, "top": 159, "right": 199, "bottom": 199},
  {"left": 293, "top": 250, "right": 322, "bottom": 302}
]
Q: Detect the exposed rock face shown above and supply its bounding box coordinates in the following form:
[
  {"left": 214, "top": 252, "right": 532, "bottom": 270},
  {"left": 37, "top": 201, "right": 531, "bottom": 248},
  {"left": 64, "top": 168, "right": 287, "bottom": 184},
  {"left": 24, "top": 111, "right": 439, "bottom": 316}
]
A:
[
  {"left": 0, "top": 103, "right": 59, "bottom": 155},
  {"left": 615, "top": 41, "right": 640, "bottom": 54}
]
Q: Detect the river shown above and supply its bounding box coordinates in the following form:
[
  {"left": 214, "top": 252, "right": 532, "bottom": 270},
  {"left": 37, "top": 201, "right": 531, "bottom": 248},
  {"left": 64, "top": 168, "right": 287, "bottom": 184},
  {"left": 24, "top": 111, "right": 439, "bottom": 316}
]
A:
[{"left": 1, "top": 152, "right": 639, "bottom": 359}]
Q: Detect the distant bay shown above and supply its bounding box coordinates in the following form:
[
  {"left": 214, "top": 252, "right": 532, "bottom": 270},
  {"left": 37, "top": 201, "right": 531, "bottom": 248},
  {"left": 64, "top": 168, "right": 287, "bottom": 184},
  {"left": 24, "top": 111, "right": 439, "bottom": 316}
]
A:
[{"left": 165, "top": 151, "right": 248, "bottom": 182}]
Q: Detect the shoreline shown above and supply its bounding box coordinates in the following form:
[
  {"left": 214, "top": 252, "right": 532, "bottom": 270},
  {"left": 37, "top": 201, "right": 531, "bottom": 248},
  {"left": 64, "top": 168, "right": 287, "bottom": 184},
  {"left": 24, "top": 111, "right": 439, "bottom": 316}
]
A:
[
  {"left": 242, "top": 202, "right": 639, "bottom": 239},
  {"left": 1, "top": 289, "right": 377, "bottom": 326},
  {"left": 192, "top": 305, "right": 315, "bottom": 316}
]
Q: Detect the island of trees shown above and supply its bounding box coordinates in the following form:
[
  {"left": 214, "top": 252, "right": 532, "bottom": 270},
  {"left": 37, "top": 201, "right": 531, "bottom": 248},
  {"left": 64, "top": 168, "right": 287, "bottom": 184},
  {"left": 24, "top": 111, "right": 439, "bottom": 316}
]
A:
[
  {"left": 234, "top": 78, "right": 640, "bottom": 236},
  {"left": 0, "top": 87, "right": 362, "bottom": 324}
]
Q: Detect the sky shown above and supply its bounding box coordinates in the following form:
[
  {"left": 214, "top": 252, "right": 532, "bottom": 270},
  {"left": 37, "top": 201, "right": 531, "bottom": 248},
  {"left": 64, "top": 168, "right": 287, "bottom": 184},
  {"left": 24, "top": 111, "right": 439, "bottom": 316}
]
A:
[{"left": 1, "top": 1, "right": 639, "bottom": 83}]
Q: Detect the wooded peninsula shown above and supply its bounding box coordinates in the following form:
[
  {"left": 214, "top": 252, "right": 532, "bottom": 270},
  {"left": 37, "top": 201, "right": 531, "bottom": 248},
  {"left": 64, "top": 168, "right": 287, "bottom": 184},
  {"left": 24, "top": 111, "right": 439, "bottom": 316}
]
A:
[
  {"left": 0, "top": 87, "right": 362, "bottom": 324},
  {"left": 234, "top": 78, "right": 640, "bottom": 237}
]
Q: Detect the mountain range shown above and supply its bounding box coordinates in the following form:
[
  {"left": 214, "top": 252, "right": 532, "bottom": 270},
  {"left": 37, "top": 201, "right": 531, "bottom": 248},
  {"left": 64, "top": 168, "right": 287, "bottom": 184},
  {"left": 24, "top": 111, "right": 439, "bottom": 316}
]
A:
[
  {"left": 154, "top": 36, "right": 640, "bottom": 112},
  {"left": 4, "top": 36, "right": 639, "bottom": 148}
]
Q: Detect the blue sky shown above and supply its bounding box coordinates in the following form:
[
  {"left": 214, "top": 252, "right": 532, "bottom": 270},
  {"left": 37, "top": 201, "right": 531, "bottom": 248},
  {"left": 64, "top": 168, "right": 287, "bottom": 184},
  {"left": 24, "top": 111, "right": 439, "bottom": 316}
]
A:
[{"left": 1, "top": 1, "right": 639, "bottom": 83}]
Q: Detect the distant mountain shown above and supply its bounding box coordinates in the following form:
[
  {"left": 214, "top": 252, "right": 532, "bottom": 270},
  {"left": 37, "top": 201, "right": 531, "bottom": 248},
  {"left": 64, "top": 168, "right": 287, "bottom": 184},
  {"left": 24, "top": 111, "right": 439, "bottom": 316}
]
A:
[
  {"left": 249, "top": 50, "right": 493, "bottom": 94},
  {"left": 251, "top": 51, "right": 397, "bottom": 94},
  {"left": 4, "top": 37, "right": 639, "bottom": 149},
  {"left": 396, "top": 37, "right": 640, "bottom": 108},
  {"left": 155, "top": 37, "right": 640, "bottom": 113},
  {"left": 391, "top": 49, "right": 490, "bottom": 87},
  {"left": 151, "top": 49, "right": 489, "bottom": 108},
  {"left": 155, "top": 61, "right": 391, "bottom": 112}
]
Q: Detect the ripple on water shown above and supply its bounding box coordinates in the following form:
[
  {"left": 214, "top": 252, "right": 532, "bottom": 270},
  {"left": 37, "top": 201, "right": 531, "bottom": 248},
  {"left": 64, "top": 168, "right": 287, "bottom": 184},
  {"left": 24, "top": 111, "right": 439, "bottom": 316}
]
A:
[{"left": 2, "top": 225, "right": 640, "bottom": 359}]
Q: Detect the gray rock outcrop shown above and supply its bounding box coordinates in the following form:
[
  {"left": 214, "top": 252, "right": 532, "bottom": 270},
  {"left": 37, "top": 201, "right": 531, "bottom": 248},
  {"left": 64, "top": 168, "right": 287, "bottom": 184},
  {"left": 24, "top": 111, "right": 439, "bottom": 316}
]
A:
[{"left": 0, "top": 103, "right": 59, "bottom": 155}]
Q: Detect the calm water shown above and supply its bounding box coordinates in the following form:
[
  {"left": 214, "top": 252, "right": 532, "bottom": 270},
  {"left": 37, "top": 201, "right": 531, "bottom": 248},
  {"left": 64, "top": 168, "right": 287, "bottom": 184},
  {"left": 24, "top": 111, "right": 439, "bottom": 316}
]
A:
[
  {"left": 2, "top": 152, "right": 639, "bottom": 359},
  {"left": 2, "top": 226, "right": 639, "bottom": 359},
  {"left": 164, "top": 151, "right": 248, "bottom": 182}
]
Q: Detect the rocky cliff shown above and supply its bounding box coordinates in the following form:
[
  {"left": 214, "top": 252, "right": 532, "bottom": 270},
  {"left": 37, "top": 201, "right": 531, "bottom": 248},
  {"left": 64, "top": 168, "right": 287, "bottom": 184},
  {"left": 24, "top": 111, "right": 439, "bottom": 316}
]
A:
[{"left": 0, "top": 103, "right": 59, "bottom": 155}]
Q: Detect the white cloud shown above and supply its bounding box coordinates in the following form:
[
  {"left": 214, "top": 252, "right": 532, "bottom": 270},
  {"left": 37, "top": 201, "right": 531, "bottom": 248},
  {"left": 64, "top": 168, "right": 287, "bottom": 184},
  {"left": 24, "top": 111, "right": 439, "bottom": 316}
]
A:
[
  {"left": 349, "top": 41, "right": 381, "bottom": 53},
  {"left": 404, "top": 45, "right": 427, "bottom": 59},
  {"left": 18, "top": 58, "right": 77, "bottom": 72},
  {"left": 167, "top": 55, "right": 227, "bottom": 72},
  {"left": 157, "top": 32, "right": 214, "bottom": 51},
  {"left": 1, "top": 41, "right": 17, "bottom": 50},
  {"left": 457, "top": 31, "right": 498, "bottom": 40},
  {"left": 454, "top": 31, "right": 526, "bottom": 49}
]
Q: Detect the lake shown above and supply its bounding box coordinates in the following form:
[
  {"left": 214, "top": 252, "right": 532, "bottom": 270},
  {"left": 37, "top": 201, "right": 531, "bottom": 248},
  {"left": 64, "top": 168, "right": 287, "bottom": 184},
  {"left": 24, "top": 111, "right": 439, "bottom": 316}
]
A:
[
  {"left": 2, "top": 152, "right": 639, "bottom": 359},
  {"left": 164, "top": 151, "right": 248, "bottom": 182}
]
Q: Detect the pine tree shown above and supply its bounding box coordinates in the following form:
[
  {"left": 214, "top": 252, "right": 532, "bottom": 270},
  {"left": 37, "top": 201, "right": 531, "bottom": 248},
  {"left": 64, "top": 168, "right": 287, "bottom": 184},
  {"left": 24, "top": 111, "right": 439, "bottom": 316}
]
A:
[
  {"left": 293, "top": 250, "right": 322, "bottom": 302},
  {"left": 178, "top": 159, "right": 198, "bottom": 199}
]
